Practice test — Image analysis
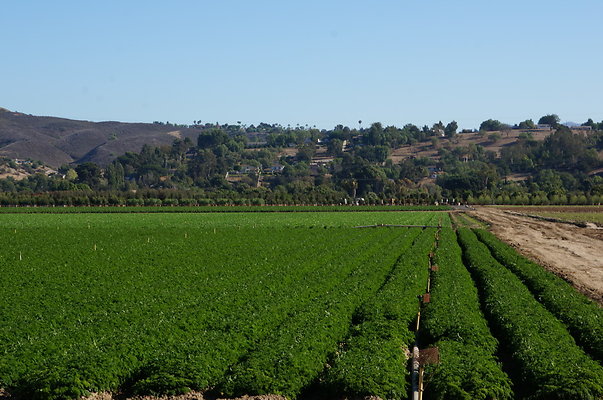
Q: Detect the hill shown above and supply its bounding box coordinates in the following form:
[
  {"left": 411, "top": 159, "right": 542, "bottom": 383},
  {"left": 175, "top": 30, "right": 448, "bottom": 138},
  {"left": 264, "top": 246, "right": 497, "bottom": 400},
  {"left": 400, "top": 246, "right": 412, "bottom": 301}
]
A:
[
  {"left": 2, "top": 108, "right": 595, "bottom": 174},
  {"left": 389, "top": 129, "right": 552, "bottom": 163},
  {"left": 0, "top": 108, "right": 601, "bottom": 207},
  {"left": 0, "top": 108, "right": 200, "bottom": 167}
]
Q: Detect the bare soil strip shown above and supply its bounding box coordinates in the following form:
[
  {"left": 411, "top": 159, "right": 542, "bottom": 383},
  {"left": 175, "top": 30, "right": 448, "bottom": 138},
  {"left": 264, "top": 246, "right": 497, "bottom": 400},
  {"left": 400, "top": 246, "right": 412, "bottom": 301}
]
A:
[{"left": 470, "top": 207, "right": 603, "bottom": 305}]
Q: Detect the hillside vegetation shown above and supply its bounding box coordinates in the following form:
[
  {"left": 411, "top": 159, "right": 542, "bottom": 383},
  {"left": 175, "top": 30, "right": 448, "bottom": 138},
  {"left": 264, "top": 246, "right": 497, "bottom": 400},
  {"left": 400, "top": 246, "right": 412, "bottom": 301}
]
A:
[{"left": 0, "top": 109, "right": 601, "bottom": 205}]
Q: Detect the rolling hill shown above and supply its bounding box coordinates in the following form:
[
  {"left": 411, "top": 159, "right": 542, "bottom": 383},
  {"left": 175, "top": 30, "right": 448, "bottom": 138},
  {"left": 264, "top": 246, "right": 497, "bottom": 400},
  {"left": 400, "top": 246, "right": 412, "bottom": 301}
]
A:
[
  {"left": 0, "top": 108, "right": 199, "bottom": 167},
  {"left": 1, "top": 108, "right": 596, "bottom": 178}
]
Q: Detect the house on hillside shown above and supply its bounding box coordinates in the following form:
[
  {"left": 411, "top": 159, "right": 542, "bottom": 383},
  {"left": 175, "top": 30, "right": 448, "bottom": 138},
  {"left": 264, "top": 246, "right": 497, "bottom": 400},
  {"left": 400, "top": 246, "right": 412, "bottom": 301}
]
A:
[
  {"left": 571, "top": 125, "right": 592, "bottom": 132},
  {"left": 240, "top": 165, "right": 261, "bottom": 174},
  {"left": 310, "top": 157, "right": 334, "bottom": 166},
  {"left": 265, "top": 164, "right": 284, "bottom": 174}
]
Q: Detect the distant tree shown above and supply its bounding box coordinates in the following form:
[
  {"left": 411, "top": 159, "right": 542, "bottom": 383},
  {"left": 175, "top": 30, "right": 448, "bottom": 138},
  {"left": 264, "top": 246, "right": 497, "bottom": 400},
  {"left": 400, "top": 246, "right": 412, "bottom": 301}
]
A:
[
  {"left": 106, "top": 162, "right": 125, "bottom": 189},
  {"left": 538, "top": 114, "right": 560, "bottom": 128},
  {"left": 445, "top": 121, "right": 458, "bottom": 138},
  {"left": 327, "top": 138, "right": 344, "bottom": 157},
  {"left": 539, "top": 126, "right": 595, "bottom": 171},
  {"left": 479, "top": 119, "right": 504, "bottom": 132},
  {"left": 365, "top": 122, "right": 385, "bottom": 145},
  {"left": 197, "top": 128, "right": 228, "bottom": 148},
  {"left": 65, "top": 168, "right": 78, "bottom": 181},
  {"left": 188, "top": 149, "right": 219, "bottom": 182},
  {"left": 431, "top": 121, "right": 445, "bottom": 136},
  {"left": 75, "top": 162, "right": 101, "bottom": 187},
  {"left": 518, "top": 119, "right": 536, "bottom": 130},
  {"left": 534, "top": 169, "right": 565, "bottom": 195},
  {"left": 488, "top": 132, "right": 502, "bottom": 143},
  {"left": 296, "top": 143, "right": 316, "bottom": 162},
  {"left": 399, "top": 159, "right": 427, "bottom": 181},
  {"left": 518, "top": 131, "right": 534, "bottom": 140},
  {"left": 355, "top": 145, "right": 390, "bottom": 163}
]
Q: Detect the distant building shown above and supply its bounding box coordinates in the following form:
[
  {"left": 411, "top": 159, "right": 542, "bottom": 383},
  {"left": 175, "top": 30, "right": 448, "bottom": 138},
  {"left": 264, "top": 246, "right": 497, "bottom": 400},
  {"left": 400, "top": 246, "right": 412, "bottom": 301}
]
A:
[
  {"left": 241, "top": 165, "right": 260, "bottom": 174},
  {"left": 310, "top": 157, "right": 334, "bottom": 166},
  {"left": 571, "top": 126, "right": 592, "bottom": 131},
  {"left": 264, "top": 164, "right": 284, "bottom": 174}
]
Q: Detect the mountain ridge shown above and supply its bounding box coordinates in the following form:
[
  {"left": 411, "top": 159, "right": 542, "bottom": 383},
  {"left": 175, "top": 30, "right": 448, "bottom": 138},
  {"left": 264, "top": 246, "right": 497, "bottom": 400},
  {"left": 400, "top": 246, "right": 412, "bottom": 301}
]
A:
[{"left": 0, "top": 108, "right": 199, "bottom": 167}]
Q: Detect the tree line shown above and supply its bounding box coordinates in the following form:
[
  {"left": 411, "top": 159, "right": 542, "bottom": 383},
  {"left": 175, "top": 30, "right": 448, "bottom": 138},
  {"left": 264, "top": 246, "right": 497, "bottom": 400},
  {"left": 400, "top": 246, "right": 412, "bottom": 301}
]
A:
[{"left": 0, "top": 115, "right": 601, "bottom": 206}]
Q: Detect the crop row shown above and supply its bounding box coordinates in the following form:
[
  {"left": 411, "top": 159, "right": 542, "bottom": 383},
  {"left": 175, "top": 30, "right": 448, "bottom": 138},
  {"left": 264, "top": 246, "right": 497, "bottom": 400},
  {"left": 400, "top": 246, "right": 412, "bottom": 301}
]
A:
[
  {"left": 7, "top": 211, "right": 600, "bottom": 399},
  {"left": 421, "top": 228, "right": 512, "bottom": 400},
  {"left": 131, "top": 227, "right": 406, "bottom": 397},
  {"left": 0, "top": 222, "right": 407, "bottom": 398},
  {"left": 458, "top": 228, "right": 603, "bottom": 399},
  {"left": 215, "top": 228, "right": 419, "bottom": 398},
  {"left": 474, "top": 228, "right": 603, "bottom": 363},
  {"left": 0, "top": 211, "right": 450, "bottom": 230},
  {"left": 321, "top": 228, "right": 436, "bottom": 399}
]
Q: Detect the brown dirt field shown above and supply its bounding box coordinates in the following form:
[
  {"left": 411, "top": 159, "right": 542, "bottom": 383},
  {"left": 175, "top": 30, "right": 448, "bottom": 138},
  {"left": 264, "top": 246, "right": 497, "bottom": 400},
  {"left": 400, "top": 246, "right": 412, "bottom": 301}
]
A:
[
  {"left": 166, "top": 130, "right": 183, "bottom": 139},
  {"left": 494, "top": 205, "right": 603, "bottom": 213},
  {"left": 0, "top": 165, "right": 57, "bottom": 181},
  {"left": 389, "top": 129, "right": 552, "bottom": 164},
  {"left": 0, "top": 169, "right": 29, "bottom": 181},
  {"left": 279, "top": 147, "right": 298, "bottom": 157},
  {"left": 470, "top": 206, "right": 603, "bottom": 305}
]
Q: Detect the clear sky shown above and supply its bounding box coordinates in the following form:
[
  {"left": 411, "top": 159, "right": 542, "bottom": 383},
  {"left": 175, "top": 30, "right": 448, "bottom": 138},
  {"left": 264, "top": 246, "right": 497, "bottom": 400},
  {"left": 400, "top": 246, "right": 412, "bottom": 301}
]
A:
[{"left": 2, "top": 0, "right": 602, "bottom": 130}]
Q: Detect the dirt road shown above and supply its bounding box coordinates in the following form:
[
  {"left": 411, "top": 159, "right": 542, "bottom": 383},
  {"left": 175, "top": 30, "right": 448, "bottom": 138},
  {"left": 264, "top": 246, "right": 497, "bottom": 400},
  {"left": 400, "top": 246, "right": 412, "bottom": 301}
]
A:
[{"left": 469, "top": 207, "right": 603, "bottom": 305}]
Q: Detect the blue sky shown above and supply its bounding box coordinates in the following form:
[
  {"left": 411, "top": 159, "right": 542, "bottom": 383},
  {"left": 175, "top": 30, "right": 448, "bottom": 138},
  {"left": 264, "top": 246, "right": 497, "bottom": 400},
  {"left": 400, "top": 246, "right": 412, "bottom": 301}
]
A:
[{"left": 2, "top": 1, "right": 602, "bottom": 130}]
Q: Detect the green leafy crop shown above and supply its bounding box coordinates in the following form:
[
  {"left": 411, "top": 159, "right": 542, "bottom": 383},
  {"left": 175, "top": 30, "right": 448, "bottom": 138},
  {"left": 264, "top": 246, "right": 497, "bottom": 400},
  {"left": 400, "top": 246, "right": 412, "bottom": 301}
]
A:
[{"left": 458, "top": 228, "right": 603, "bottom": 400}]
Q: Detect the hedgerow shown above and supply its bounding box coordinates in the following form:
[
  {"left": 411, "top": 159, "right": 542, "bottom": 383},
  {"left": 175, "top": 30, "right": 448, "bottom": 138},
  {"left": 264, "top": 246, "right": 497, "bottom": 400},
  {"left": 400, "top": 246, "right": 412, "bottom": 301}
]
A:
[
  {"left": 474, "top": 228, "right": 603, "bottom": 362},
  {"left": 458, "top": 228, "right": 603, "bottom": 399}
]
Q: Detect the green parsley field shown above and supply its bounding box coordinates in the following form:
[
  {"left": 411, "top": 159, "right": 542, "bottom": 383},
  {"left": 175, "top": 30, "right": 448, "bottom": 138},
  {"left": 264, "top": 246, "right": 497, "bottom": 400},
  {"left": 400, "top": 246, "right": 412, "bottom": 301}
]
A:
[{"left": 0, "top": 211, "right": 601, "bottom": 400}]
